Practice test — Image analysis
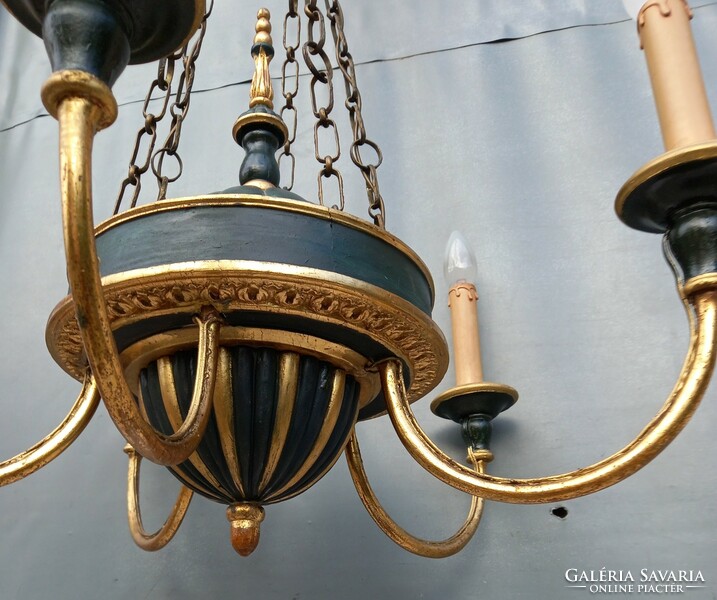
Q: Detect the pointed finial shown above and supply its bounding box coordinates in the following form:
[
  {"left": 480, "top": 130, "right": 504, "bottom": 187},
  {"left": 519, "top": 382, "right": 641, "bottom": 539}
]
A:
[
  {"left": 254, "top": 8, "right": 272, "bottom": 45},
  {"left": 249, "top": 8, "right": 275, "bottom": 109},
  {"left": 231, "top": 7, "right": 288, "bottom": 188},
  {"left": 227, "top": 503, "right": 265, "bottom": 557}
]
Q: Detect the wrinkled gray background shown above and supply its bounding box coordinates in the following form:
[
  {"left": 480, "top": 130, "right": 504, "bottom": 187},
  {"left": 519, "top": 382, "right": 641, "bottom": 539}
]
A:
[{"left": 0, "top": 2, "right": 715, "bottom": 599}]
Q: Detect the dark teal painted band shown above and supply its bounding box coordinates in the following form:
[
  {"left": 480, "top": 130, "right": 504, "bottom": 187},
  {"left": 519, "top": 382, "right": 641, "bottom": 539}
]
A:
[{"left": 94, "top": 203, "right": 434, "bottom": 315}]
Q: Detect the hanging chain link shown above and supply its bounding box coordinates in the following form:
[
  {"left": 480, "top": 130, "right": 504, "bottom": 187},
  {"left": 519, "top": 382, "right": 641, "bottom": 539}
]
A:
[
  {"left": 113, "top": 1, "right": 213, "bottom": 213},
  {"left": 114, "top": 1, "right": 384, "bottom": 224},
  {"left": 304, "top": 0, "right": 345, "bottom": 210},
  {"left": 278, "top": 0, "right": 301, "bottom": 190},
  {"left": 326, "top": 0, "right": 386, "bottom": 228},
  {"left": 113, "top": 54, "right": 176, "bottom": 213}
]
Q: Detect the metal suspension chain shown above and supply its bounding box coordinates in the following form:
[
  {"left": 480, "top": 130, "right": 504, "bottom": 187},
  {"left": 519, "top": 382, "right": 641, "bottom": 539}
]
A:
[
  {"left": 113, "top": 1, "right": 213, "bottom": 213},
  {"left": 326, "top": 0, "right": 386, "bottom": 228},
  {"left": 304, "top": 0, "right": 345, "bottom": 209},
  {"left": 278, "top": 0, "right": 301, "bottom": 190}
]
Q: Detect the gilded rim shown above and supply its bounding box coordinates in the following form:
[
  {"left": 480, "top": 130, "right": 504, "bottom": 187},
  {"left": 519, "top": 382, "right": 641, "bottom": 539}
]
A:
[
  {"left": 41, "top": 70, "right": 118, "bottom": 127},
  {"left": 615, "top": 141, "right": 717, "bottom": 221},
  {"left": 681, "top": 273, "right": 717, "bottom": 298},
  {"left": 46, "top": 261, "right": 448, "bottom": 405},
  {"left": 232, "top": 112, "right": 289, "bottom": 144},
  {"left": 119, "top": 325, "right": 381, "bottom": 410},
  {"left": 430, "top": 382, "right": 519, "bottom": 415},
  {"left": 180, "top": 0, "right": 207, "bottom": 52}
]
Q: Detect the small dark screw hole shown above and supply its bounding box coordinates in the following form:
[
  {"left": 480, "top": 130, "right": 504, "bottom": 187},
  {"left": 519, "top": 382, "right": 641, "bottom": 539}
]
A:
[{"left": 551, "top": 506, "right": 568, "bottom": 519}]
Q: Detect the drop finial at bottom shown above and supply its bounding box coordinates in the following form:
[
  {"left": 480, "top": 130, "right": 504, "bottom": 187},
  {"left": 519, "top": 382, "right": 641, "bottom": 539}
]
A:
[{"left": 227, "top": 503, "right": 265, "bottom": 556}]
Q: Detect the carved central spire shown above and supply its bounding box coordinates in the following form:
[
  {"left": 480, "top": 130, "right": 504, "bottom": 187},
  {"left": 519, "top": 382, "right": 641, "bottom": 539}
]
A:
[
  {"left": 250, "top": 8, "right": 274, "bottom": 109},
  {"left": 231, "top": 8, "right": 288, "bottom": 188}
]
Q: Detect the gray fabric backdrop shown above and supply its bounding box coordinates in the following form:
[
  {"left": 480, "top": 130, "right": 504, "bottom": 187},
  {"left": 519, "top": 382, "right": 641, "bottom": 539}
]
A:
[{"left": 0, "top": 1, "right": 715, "bottom": 598}]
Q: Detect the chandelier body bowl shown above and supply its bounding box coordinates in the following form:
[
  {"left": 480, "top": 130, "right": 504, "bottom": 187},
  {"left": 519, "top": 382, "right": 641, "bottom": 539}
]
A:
[
  {"left": 46, "top": 188, "right": 449, "bottom": 508},
  {"left": 2, "top": 0, "right": 717, "bottom": 563}
]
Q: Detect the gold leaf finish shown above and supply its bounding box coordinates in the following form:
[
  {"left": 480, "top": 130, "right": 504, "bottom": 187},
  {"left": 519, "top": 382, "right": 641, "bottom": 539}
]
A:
[
  {"left": 47, "top": 262, "right": 448, "bottom": 411},
  {"left": 346, "top": 430, "right": 486, "bottom": 558},
  {"left": 381, "top": 289, "right": 717, "bottom": 503}
]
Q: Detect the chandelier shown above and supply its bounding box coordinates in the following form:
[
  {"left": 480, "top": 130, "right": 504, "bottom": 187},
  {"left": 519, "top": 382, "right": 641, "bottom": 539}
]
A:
[{"left": 0, "top": 0, "right": 715, "bottom": 560}]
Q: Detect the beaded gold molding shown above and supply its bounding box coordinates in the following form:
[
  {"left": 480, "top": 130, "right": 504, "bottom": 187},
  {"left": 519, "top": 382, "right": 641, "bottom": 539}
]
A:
[{"left": 46, "top": 261, "right": 448, "bottom": 405}]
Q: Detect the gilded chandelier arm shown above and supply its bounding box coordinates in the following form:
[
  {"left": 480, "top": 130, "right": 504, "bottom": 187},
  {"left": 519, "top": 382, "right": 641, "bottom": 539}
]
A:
[
  {"left": 124, "top": 446, "right": 194, "bottom": 551},
  {"left": 0, "top": 371, "right": 100, "bottom": 486},
  {"left": 46, "top": 71, "right": 221, "bottom": 467},
  {"left": 345, "top": 431, "right": 485, "bottom": 558},
  {"left": 382, "top": 289, "right": 717, "bottom": 504}
]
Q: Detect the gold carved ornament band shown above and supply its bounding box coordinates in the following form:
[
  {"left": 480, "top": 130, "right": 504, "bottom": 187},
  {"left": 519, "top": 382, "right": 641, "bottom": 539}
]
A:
[
  {"left": 378, "top": 288, "right": 717, "bottom": 503},
  {"left": 42, "top": 70, "right": 222, "bottom": 467}
]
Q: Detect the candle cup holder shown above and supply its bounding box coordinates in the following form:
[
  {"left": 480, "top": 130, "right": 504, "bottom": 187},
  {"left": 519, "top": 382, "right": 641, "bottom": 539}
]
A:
[
  {"left": 615, "top": 141, "right": 717, "bottom": 287},
  {"left": 616, "top": 142, "right": 717, "bottom": 233},
  {"left": 431, "top": 382, "right": 518, "bottom": 454},
  {"left": 431, "top": 383, "right": 518, "bottom": 423}
]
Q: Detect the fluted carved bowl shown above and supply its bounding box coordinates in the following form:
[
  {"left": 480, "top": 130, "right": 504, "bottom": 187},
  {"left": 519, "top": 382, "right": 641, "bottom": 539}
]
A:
[{"left": 138, "top": 344, "right": 362, "bottom": 504}]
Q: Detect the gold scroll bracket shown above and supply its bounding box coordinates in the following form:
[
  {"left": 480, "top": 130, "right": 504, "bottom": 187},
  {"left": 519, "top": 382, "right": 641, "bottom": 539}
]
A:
[
  {"left": 125, "top": 445, "right": 194, "bottom": 551},
  {"left": 43, "top": 70, "right": 221, "bottom": 467},
  {"left": 380, "top": 288, "right": 717, "bottom": 504},
  {"left": 0, "top": 371, "right": 99, "bottom": 486},
  {"left": 345, "top": 430, "right": 485, "bottom": 558}
]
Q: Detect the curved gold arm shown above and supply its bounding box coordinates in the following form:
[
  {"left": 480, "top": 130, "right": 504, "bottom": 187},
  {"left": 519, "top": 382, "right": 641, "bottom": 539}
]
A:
[
  {"left": 345, "top": 430, "right": 485, "bottom": 558},
  {"left": 124, "top": 446, "right": 193, "bottom": 551},
  {"left": 0, "top": 371, "right": 99, "bottom": 486},
  {"left": 47, "top": 71, "right": 220, "bottom": 466},
  {"left": 383, "top": 289, "right": 717, "bottom": 504}
]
